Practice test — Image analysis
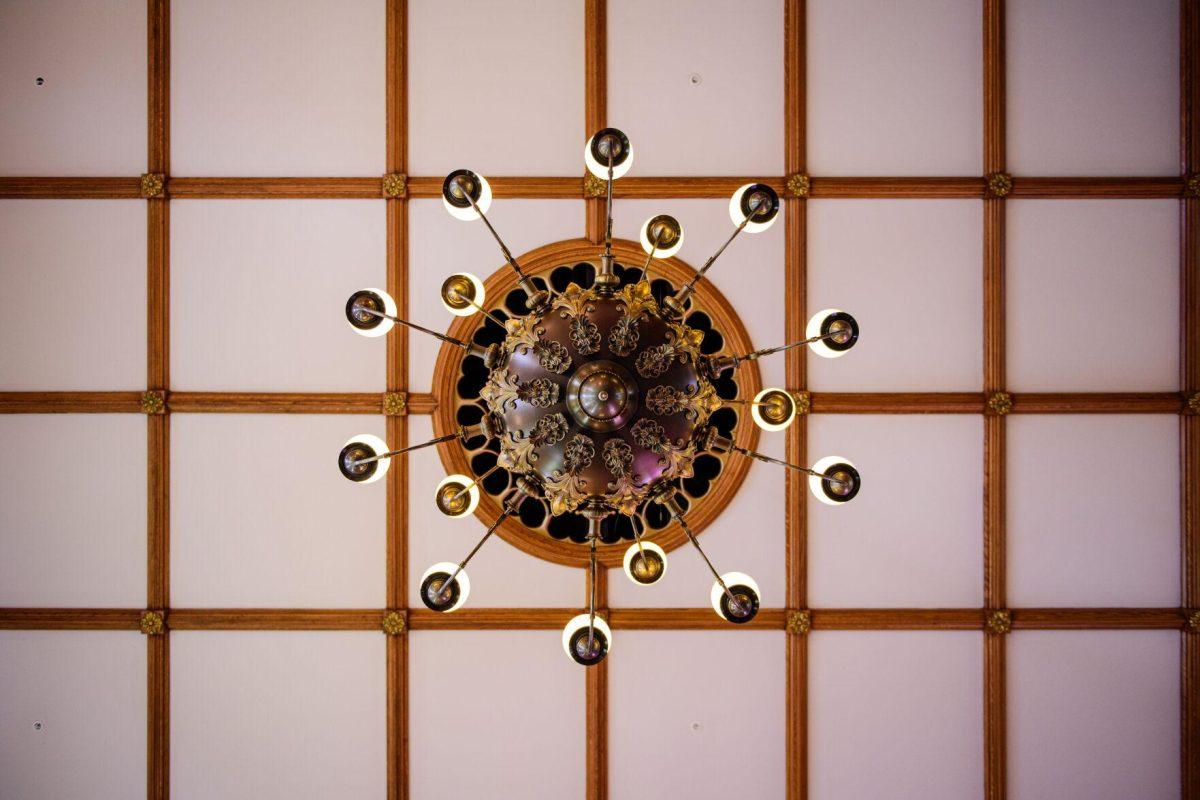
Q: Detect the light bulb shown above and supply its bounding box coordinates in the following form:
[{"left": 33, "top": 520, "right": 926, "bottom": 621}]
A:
[
  {"left": 808, "top": 455, "right": 861, "bottom": 505},
  {"left": 728, "top": 183, "right": 780, "bottom": 233},
  {"left": 750, "top": 387, "right": 796, "bottom": 432},
  {"left": 806, "top": 309, "right": 859, "bottom": 359},
  {"left": 584, "top": 128, "right": 634, "bottom": 180},
  {"left": 345, "top": 288, "right": 397, "bottom": 337},
  {"left": 420, "top": 562, "right": 471, "bottom": 612},
  {"left": 622, "top": 540, "right": 668, "bottom": 586},
  {"left": 337, "top": 433, "right": 390, "bottom": 484},
  {"left": 440, "top": 272, "right": 487, "bottom": 317},
  {"left": 435, "top": 474, "right": 481, "bottom": 518},
  {"left": 561, "top": 613, "right": 613, "bottom": 665},
  {"left": 639, "top": 214, "right": 684, "bottom": 259},
  {"left": 441, "top": 169, "right": 493, "bottom": 221},
  {"left": 710, "top": 572, "right": 761, "bottom": 624}
]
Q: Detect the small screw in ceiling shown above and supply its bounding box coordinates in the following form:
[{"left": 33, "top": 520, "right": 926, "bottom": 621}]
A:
[
  {"left": 35, "top": 77, "right": 44, "bottom": 86},
  {"left": 689, "top": 73, "right": 702, "bottom": 85}
]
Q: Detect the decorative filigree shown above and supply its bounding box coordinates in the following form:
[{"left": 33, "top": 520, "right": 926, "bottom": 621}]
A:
[
  {"left": 630, "top": 420, "right": 693, "bottom": 479},
  {"left": 505, "top": 316, "right": 544, "bottom": 353},
  {"left": 786, "top": 173, "right": 811, "bottom": 198},
  {"left": 616, "top": 280, "right": 658, "bottom": 318},
  {"left": 520, "top": 378, "right": 559, "bottom": 408},
  {"left": 792, "top": 391, "right": 811, "bottom": 416},
  {"left": 537, "top": 340, "right": 572, "bottom": 374},
  {"left": 481, "top": 373, "right": 560, "bottom": 412},
  {"left": 533, "top": 413, "right": 569, "bottom": 446},
  {"left": 381, "top": 173, "right": 407, "bottom": 199},
  {"left": 786, "top": 610, "right": 811, "bottom": 635},
  {"left": 986, "top": 610, "right": 1011, "bottom": 635},
  {"left": 986, "top": 172, "right": 1013, "bottom": 198},
  {"left": 140, "top": 390, "right": 165, "bottom": 415},
  {"left": 1188, "top": 610, "right": 1200, "bottom": 633},
  {"left": 646, "top": 385, "right": 687, "bottom": 416},
  {"left": 545, "top": 434, "right": 596, "bottom": 515},
  {"left": 603, "top": 439, "right": 642, "bottom": 515},
  {"left": 583, "top": 172, "right": 606, "bottom": 198},
  {"left": 383, "top": 392, "right": 407, "bottom": 416},
  {"left": 140, "top": 610, "right": 165, "bottom": 635},
  {"left": 631, "top": 418, "right": 668, "bottom": 452},
  {"left": 499, "top": 413, "right": 569, "bottom": 472},
  {"left": 140, "top": 173, "right": 165, "bottom": 198},
  {"left": 636, "top": 343, "right": 675, "bottom": 379},
  {"left": 569, "top": 315, "right": 601, "bottom": 355},
  {"left": 381, "top": 610, "right": 407, "bottom": 635},
  {"left": 603, "top": 438, "right": 634, "bottom": 478},
  {"left": 987, "top": 391, "right": 1012, "bottom": 416},
  {"left": 1187, "top": 392, "right": 1200, "bottom": 415},
  {"left": 608, "top": 313, "right": 642, "bottom": 357}
]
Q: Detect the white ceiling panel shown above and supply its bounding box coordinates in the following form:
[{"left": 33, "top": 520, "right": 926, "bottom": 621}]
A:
[
  {"left": 0, "top": 631, "right": 145, "bottom": 799},
  {"left": 808, "top": 200, "right": 983, "bottom": 391},
  {"left": 809, "top": 631, "right": 982, "bottom": 800},
  {"left": 1008, "top": 415, "right": 1179, "bottom": 607},
  {"left": 172, "top": 0, "right": 384, "bottom": 177},
  {"left": 407, "top": 415, "right": 581, "bottom": 608},
  {"left": 171, "top": 200, "right": 386, "bottom": 392},
  {"left": 609, "top": 631, "right": 785, "bottom": 800},
  {"left": 0, "top": 200, "right": 146, "bottom": 390},
  {"left": 172, "top": 414, "right": 385, "bottom": 608},
  {"left": 0, "top": 415, "right": 145, "bottom": 607},
  {"left": 0, "top": 0, "right": 146, "bottom": 176},
  {"left": 409, "top": 630, "right": 584, "bottom": 800},
  {"left": 408, "top": 0, "right": 584, "bottom": 176},
  {"left": 172, "top": 631, "right": 385, "bottom": 800},
  {"left": 1009, "top": 631, "right": 1179, "bottom": 799},
  {"left": 609, "top": 426, "right": 786, "bottom": 609},
  {"left": 808, "top": 415, "right": 983, "bottom": 607},
  {"left": 407, "top": 199, "right": 584, "bottom": 392},
  {"left": 808, "top": 0, "right": 982, "bottom": 176},
  {"left": 1007, "top": 200, "right": 1178, "bottom": 392},
  {"left": 612, "top": 198, "right": 787, "bottom": 390},
  {"left": 608, "top": 0, "right": 784, "bottom": 176},
  {"left": 1008, "top": 0, "right": 1179, "bottom": 177}
]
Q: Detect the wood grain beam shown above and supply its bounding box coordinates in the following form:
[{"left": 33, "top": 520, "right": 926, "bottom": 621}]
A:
[
  {"left": 1009, "top": 177, "right": 1184, "bottom": 198},
  {"left": 809, "top": 177, "right": 985, "bottom": 198},
  {"left": 0, "top": 177, "right": 142, "bottom": 198},
  {"left": 169, "top": 177, "right": 382, "bottom": 198},
  {"left": 0, "top": 608, "right": 143, "bottom": 629},
  {"left": 167, "top": 609, "right": 382, "bottom": 630},
  {"left": 167, "top": 392, "right": 384, "bottom": 414},
  {"left": 1010, "top": 608, "right": 1184, "bottom": 629},
  {"left": 0, "top": 392, "right": 143, "bottom": 413}
]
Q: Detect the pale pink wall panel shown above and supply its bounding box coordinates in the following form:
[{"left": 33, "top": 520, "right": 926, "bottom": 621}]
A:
[
  {"left": 609, "top": 631, "right": 785, "bottom": 800},
  {"left": 171, "top": 200, "right": 386, "bottom": 392},
  {"left": 809, "top": 415, "right": 983, "bottom": 607},
  {"left": 1008, "top": 415, "right": 1179, "bottom": 607},
  {"left": 172, "top": 632, "right": 385, "bottom": 800},
  {"left": 1007, "top": 200, "right": 1178, "bottom": 392},
  {"left": 808, "top": 200, "right": 984, "bottom": 391},
  {"left": 172, "top": 0, "right": 384, "bottom": 176},
  {"left": 608, "top": 0, "right": 784, "bottom": 176},
  {"left": 0, "top": 631, "right": 146, "bottom": 799},
  {"left": 1008, "top": 0, "right": 1179, "bottom": 176},
  {"left": 0, "top": 201, "right": 146, "bottom": 390},
  {"left": 1009, "top": 631, "right": 1179, "bottom": 799},
  {"left": 0, "top": 415, "right": 146, "bottom": 607},
  {"left": 408, "top": 0, "right": 584, "bottom": 176},
  {"left": 808, "top": 0, "right": 982, "bottom": 176},
  {"left": 409, "top": 630, "right": 585, "bottom": 800},
  {"left": 172, "top": 415, "right": 386, "bottom": 608},
  {"left": 0, "top": 0, "right": 146, "bottom": 175},
  {"left": 407, "top": 415, "right": 582, "bottom": 608},
  {"left": 809, "top": 631, "right": 983, "bottom": 800},
  {"left": 407, "top": 199, "right": 585, "bottom": 392}
]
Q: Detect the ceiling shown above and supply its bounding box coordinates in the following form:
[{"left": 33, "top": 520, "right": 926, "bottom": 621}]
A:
[{"left": 0, "top": 1, "right": 1192, "bottom": 799}]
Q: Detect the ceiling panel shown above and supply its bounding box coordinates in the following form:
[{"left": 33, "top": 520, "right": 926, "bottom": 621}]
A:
[
  {"left": 1007, "top": 200, "right": 1178, "bottom": 392},
  {"left": 407, "top": 415, "right": 582, "bottom": 608},
  {"left": 1009, "top": 631, "right": 1179, "bottom": 799},
  {"left": 0, "top": 200, "right": 146, "bottom": 390},
  {"left": 409, "top": 630, "right": 584, "bottom": 800},
  {"left": 809, "top": 631, "right": 983, "bottom": 800},
  {"left": 609, "top": 427, "right": 786, "bottom": 609},
  {"left": 0, "top": 631, "right": 145, "bottom": 799},
  {"left": 1008, "top": 0, "right": 1179, "bottom": 176},
  {"left": 1008, "top": 415, "right": 1179, "bottom": 607},
  {"left": 0, "top": 0, "right": 146, "bottom": 176},
  {"left": 608, "top": 0, "right": 784, "bottom": 176},
  {"left": 408, "top": 0, "right": 584, "bottom": 176},
  {"left": 407, "top": 198, "right": 585, "bottom": 392},
  {"left": 172, "top": 631, "right": 385, "bottom": 800},
  {"left": 807, "top": 200, "right": 983, "bottom": 391},
  {"left": 0, "top": 415, "right": 145, "bottom": 607},
  {"left": 808, "top": 415, "right": 983, "bottom": 607},
  {"left": 172, "top": 414, "right": 385, "bottom": 608},
  {"left": 612, "top": 198, "right": 786, "bottom": 389},
  {"left": 172, "top": 0, "right": 384, "bottom": 177},
  {"left": 608, "top": 631, "right": 785, "bottom": 800},
  {"left": 171, "top": 200, "right": 386, "bottom": 392},
  {"left": 808, "top": 0, "right": 982, "bottom": 176}
]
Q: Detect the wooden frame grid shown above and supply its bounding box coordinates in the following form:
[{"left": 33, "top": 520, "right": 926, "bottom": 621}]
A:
[{"left": 0, "top": 1, "right": 1196, "bottom": 798}]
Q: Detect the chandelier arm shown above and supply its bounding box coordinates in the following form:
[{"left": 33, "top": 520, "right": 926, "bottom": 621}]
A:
[
  {"left": 639, "top": 234, "right": 659, "bottom": 287},
  {"left": 587, "top": 534, "right": 598, "bottom": 650},
  {"left": 349, "top": 433, "right": 459, "bottom": 467},
  {"left": 437, "top": 508, "right": 513, "bottom": 600},
  {"left": 730, "top": 445, "right": 849, "bottom": 488},
  {"left": 604, "top": 152, "right": 615, "bottom": 260},
  {"left": 660, "top": 490, "right": 743, "bottom": 614},
  {"left": 733, "top": 329, "right": 847, "bottom": 364},
  {"left": 449, "top": 290, "right": 508, "bottom": 328},
  {"left": 455, "top": 178, "right": 528, "bottom": 280},
  {"left": 631, "top": 514, "right": 649, "bottom": 567},
  {"left": 353, "top": 305, "right": 471, "bottom": 349},
  {"left": 447, "top": 463, "right": 503, "bottom": 504}
]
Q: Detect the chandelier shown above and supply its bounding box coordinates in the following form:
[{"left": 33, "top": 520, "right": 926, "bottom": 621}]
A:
[{"left": 338, "top": 128, "right": 861, "bottom": 666}]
